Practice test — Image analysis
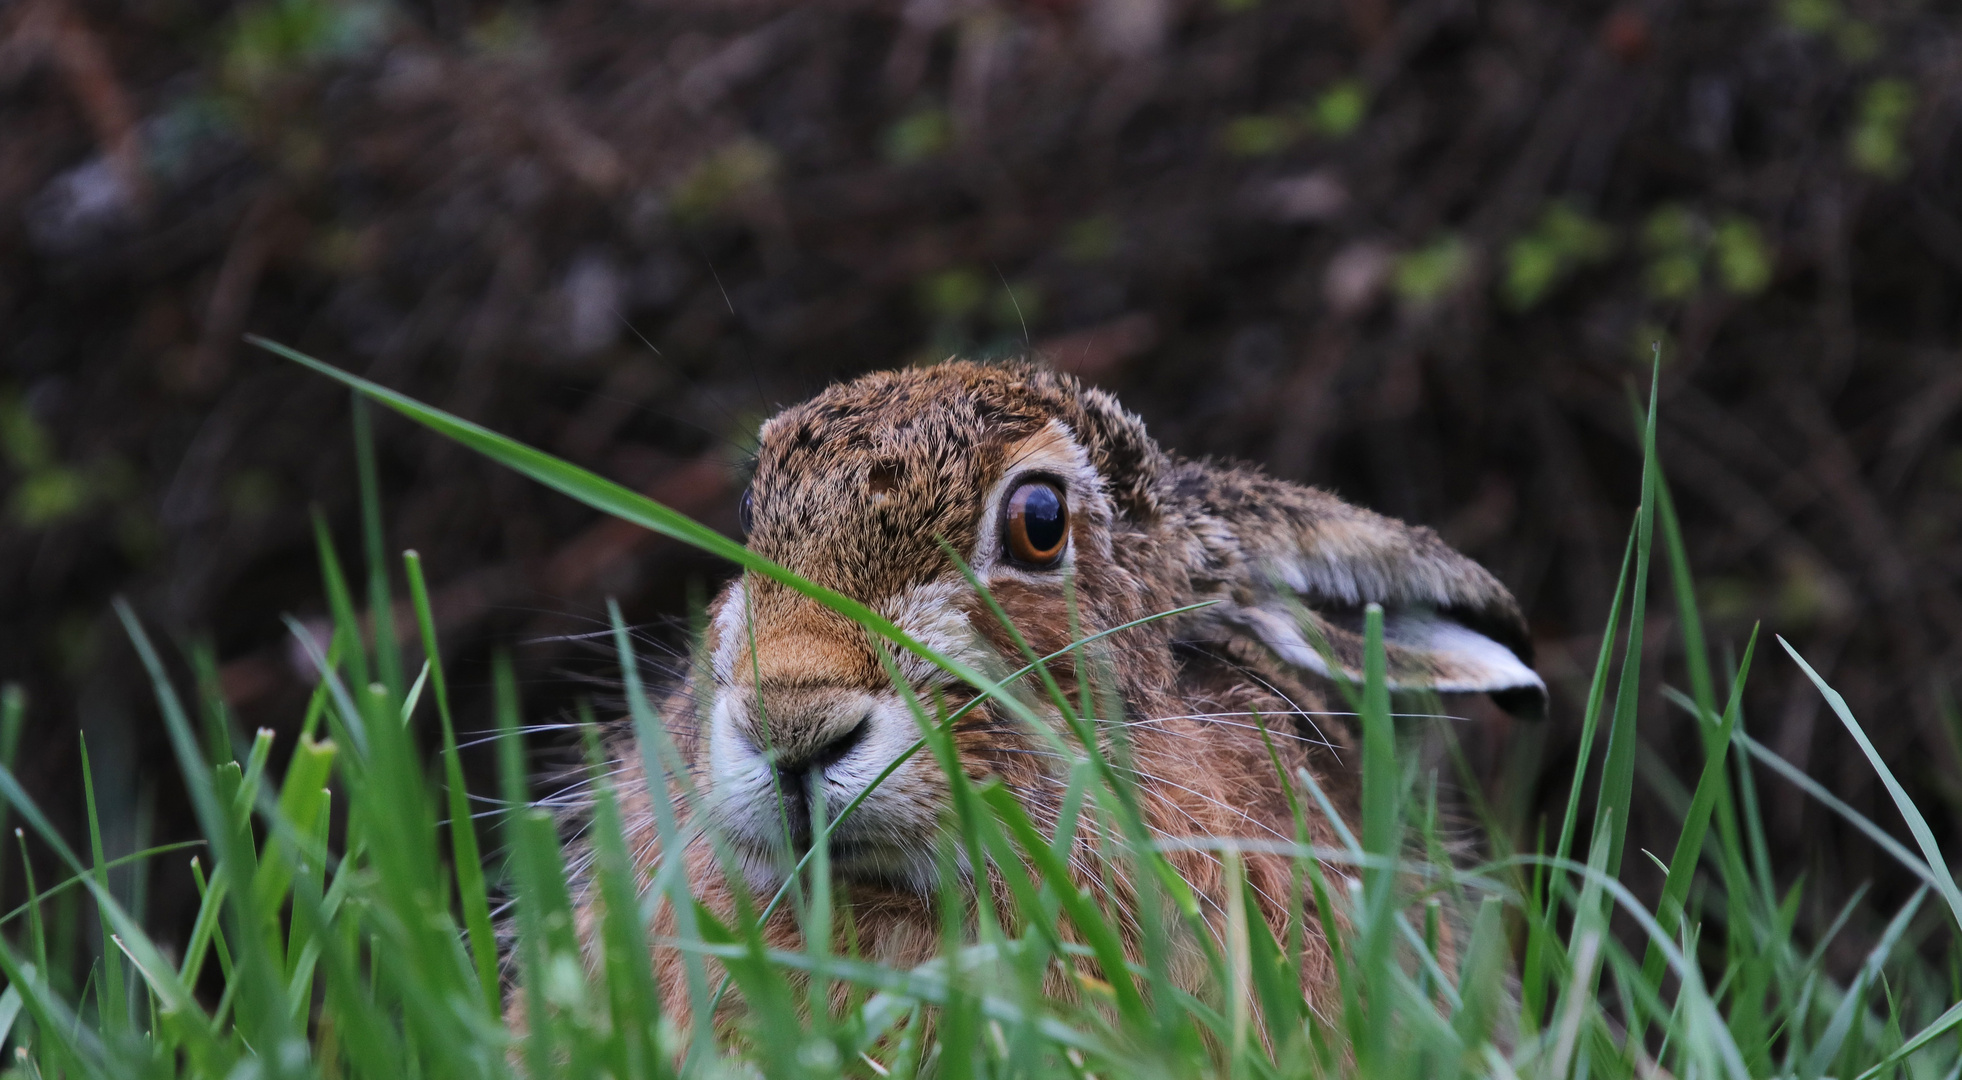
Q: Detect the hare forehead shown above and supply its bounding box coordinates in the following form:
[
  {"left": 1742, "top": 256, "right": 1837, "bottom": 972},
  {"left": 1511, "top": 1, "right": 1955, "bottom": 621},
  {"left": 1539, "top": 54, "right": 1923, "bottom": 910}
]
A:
[{"left": 746, "top": 399, "right": 1066, "bottom": 593}]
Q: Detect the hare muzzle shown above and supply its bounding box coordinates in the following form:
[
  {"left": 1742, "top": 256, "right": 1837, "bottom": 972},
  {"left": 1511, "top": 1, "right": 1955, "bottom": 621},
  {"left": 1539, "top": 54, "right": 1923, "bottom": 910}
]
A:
[{"left": 706, "top": 586, "right": 952, "bottom": 892}]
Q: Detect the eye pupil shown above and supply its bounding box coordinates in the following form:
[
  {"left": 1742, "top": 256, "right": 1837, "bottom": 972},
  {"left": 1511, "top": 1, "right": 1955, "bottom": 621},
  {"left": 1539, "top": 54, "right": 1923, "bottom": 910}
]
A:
[
  {"left": 1021, "top": 486, "right": 1064, "bottom": 550},
  {"left": 1005, "top": 481, "right": 1069, "bottom": 566},
  {"left": 740, "top": 488, "right": 755, "bottom": 535}
]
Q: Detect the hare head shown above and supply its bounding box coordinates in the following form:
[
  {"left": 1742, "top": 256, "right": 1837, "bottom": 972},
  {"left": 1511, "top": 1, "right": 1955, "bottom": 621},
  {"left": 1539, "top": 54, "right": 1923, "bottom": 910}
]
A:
[{"left": 623, "top": 359, "right": 1540, "bottom": 1004}]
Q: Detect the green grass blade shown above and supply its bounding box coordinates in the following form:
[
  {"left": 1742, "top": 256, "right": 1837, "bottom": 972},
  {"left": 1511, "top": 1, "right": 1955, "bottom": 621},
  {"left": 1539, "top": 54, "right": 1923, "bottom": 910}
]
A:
[
  {"left": 1592, "top": 360, "right": 1660, "bottom": 882},
  {"left": 1656, "top": 466, "right": 1756, "bottom": 923},
  {"left": 1529, "top": 518, "right": 1636, "bottom": 1022},
  {"left": 979, "top": 783, "right": 1151, "bottom": 1026},
  {"left": 1453, "top": 895, "right": 1508, "bottom": 1050},
  {"left": 577, "top": 709, "right": 666, "bottom": 1078},
  {"left": 1549, "top": 522, "right": 1636, "bottom": 868},
  {"left": 404, "top": 549, "right": 500, "bottom": 1012},
  {"left": 607, "top": 600, "right": 719, "bottom": 1065},
  {"left": 0, "top": 684, "right": 24, "bottom": 901},
  {"left": 178, "top": 855, "right": 227, "bottom": 990},
  {"left": 0, "top": 762, "right": 216, "bottom": 1052},
  {"left": 1780, "top": 635, "right": 1962, "bottom": 931},
  {"left": 1853, "top": 997, "right": 1962, "bottom": 1080},
  {"left": 352, "top": 393, "right": 406, "bottom": 706},
  {"left": 1640, "top": 625, "right": 1758, "bottom": 992},
  {"left": 1654, "top": 473, "right": 1717, "bottom": 732},
  {"left": 493, "top": 650, "right": 579, "bottom": 1076},
  {"left": 312, "top": 510, "right": 371, "bottom": 711},
  {"left": 0, "top": 842, "right": 202, "bottom": 935},
  {"left": 1357, "top": 602, "right": 1397, "bottom": 1072},
  {"left": 1802, "top": 885, "right": 1927, "bottom": 1080},
  {"left": 0, "top": 983, "right": 21, "bottom": 1056},
  {"left": 188, "top": 640, "right": 239, "bottom": 767},
  {"left": 0, "top": 938, "right": 112, "bottom": 1079},
  {"left": 78, "top": 735, "right": 128, "bottom": 1036},
  {"left": 255, "top": 336, "right": 1054, "bottom": 738}
]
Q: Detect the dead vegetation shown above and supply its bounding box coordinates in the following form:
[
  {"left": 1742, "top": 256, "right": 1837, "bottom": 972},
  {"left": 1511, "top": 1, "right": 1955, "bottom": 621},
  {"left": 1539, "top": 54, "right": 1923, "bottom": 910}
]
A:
[{"left": 2, "top": 0, "right": 1960, "bottom": 955}]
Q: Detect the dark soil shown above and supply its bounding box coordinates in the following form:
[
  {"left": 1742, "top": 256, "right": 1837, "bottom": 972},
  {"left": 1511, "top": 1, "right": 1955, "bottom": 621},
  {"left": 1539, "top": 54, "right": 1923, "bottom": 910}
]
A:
[{"left": 4, "top": 0, "right": 1960, "bottom": 976}]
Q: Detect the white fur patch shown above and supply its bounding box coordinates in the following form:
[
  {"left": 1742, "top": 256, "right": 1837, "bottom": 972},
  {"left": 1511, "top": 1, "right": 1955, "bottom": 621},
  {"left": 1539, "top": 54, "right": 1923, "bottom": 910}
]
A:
[
  {"left": 879, "top": 578, "right": 988, "bottom": 686},
  {"left": 1384, "top": 612, "right": 1545, "bottom": 694},
  {"left": 710, "top": 579, "right": 748, "bottom": 686},
  {"left": 1232, "top": 602, "right": 1543, "bottom": 696},
  {"left": 1232, "top": 604, "right": 1336, "bottom": 678}
]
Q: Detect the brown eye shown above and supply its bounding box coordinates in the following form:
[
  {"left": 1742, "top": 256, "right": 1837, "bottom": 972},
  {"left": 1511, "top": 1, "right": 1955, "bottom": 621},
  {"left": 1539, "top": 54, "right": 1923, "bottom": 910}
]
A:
[
  {"left": 739, "top": 488, "right": 755, "bottom": 535},
  {"left": 1003, "top": 480, "right": 1068, "bottom": 567}
]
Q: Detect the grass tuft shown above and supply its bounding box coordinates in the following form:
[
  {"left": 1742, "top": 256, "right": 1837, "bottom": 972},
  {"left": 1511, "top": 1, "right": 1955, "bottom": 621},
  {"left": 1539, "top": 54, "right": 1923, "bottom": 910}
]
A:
[{"left": 0, "top": 342, "right": 1952, "bottom": 1078}]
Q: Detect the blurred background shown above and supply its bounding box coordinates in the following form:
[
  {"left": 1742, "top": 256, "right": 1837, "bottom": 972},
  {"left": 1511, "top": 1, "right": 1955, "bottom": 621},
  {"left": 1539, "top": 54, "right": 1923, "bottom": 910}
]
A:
[{"left": 2, "top": 0, "right": 1959, "bottom": 977}]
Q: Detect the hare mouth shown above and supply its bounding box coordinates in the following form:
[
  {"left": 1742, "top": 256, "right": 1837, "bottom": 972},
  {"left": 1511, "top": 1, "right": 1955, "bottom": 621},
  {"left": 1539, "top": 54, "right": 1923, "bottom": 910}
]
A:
[
  {"left": 813, "top": 840, "right": 942, "bottom": 892},
  {"left": 708, "top": 688, "right": 951, "bottom": 892}
]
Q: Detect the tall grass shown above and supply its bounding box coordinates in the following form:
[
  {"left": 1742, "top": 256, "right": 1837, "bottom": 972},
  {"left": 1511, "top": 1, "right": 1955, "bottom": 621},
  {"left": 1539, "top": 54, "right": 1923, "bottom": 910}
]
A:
[{"left": 0, "top": 340, "right": 1956, "bottom": 1078}]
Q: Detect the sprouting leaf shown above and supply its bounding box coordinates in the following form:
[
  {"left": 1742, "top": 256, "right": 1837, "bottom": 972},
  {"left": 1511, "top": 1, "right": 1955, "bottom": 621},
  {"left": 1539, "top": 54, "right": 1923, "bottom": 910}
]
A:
[
  {"left": 1, "top": 394, "right": 135, "bottom": 527},
  {"left": 883, "top": 108, "right": 952, "bottom": 165},
  {"left": 11, "top": 468, "right": 89, "bottom": 526},
  {"left": 1222, "top": 80, "right": 1365, "bottom": 157},
  {"left": 1308, "top": 81, "right": 1368, "bottom": 138},
  {"left": 1393, "top": 236, "right": 1472, "bottom": 308},
  {"left": 1849, "top": 78, "right": 1914, "bottom": 179},
  {"left": 1642, "top": 204, "right": 1700, "bottom": 251},
  {"left": 0, "top": 393, "right": 53, "bottom": 472},
  {"left": 1714, "top": 216, "right": 1773, "bottom": 294},
  {"left": 1502, "top": 202, "right": 1617, "bottom": 309},
  {"left": 224, "top": 0, "right": 387, "bottom": 89},
  {"left": 1642, "top": 205, "right": 1706, "bottom": 300},
  {"left": 1505, "top": 237, "right": 1563, "bottom": 310},
  {"left": 1780, "top": 0, "right": 1841, "bottom": 34},
  {"left": 1645, "top": 253, "right": 1701, "bottom": 301}
]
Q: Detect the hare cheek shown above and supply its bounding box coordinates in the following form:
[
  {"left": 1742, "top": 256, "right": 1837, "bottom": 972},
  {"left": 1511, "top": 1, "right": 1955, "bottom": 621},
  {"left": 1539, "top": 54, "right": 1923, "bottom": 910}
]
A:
[
  {"left": 708, "top": 581, "right": 749, "bottom": 686},
  {"left": 879, "top": 579, "right": 989, "bottom": 687},
  {"left": 705, "top": 696, "right": 772, "bottom": 806}
]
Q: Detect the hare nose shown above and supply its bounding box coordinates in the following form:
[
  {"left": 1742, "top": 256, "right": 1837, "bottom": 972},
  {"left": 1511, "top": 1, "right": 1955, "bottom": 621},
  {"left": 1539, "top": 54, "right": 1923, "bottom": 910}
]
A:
[
  {"left": 754, "top": 711, "right": 870, "bottom": 850},
  {"left": 771, "top": 714, "right": 871, "bottom": 794}
]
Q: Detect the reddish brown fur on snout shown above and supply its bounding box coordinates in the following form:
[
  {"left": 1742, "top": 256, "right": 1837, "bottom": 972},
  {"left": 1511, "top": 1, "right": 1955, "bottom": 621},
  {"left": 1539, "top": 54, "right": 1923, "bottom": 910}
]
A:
[{"left": 545, "top": 359, "right": 1539, "bottom": 1037}]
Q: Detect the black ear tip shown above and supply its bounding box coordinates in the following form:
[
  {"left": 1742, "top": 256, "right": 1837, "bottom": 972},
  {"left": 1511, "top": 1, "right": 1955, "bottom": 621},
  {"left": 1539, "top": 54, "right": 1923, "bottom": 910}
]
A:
[{"left": 1489, "top": 685, "right": 1548, "bottom": 722}]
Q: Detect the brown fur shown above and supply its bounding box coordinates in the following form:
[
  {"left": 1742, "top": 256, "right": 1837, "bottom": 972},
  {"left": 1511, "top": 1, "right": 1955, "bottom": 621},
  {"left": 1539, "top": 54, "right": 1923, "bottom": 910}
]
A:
[{"left": 535, "top": 360, "right": 1541, "bottom": 1039}]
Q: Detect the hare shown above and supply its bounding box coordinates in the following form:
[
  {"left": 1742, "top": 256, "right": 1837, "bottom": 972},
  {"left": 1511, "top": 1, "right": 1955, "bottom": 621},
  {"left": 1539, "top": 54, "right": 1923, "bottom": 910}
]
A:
[{"left": 581, "top": 359, "right": 1542, "bottom": 1025}]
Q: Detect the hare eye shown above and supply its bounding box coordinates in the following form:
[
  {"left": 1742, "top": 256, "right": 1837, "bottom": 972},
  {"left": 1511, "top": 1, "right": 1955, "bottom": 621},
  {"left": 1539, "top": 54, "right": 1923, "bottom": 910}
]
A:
[
  {"left": 739, "top": 488, "right": 755, "bottom": 535},
  {"left": 1003, "top": 481, "right": 1068, "bottom": 567}
]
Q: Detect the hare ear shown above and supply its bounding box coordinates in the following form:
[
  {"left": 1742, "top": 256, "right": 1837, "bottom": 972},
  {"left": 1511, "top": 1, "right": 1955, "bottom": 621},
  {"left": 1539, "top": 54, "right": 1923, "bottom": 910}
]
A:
[
  {"left": 1022, "top": 365, "right": 1168, "bottom": 521},
  {"left": 1233, "top": 602, "right": 1547, "bottom": 720},
  {"left": 1192, "top": 465, "right": 1547, "bottom": 719}
]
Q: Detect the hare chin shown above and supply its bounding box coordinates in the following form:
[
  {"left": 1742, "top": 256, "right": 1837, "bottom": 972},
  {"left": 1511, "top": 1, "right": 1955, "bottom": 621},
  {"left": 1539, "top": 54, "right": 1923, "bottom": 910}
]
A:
[{"left": 731, "top": 834, "right": 954, "bottom": 899}]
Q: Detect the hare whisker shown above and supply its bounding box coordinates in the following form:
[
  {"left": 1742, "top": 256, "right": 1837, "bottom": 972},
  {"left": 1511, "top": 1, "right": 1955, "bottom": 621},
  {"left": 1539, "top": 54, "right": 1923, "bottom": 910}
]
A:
[
  {"left": 1200, "top": 655, "right": 1342, "bottom": 767},
  {"left": 1105, "top": 712, "right": 1343, "bottom": 752},
  {"left": 985, "top": 745, "right": 1299, "bottom": 852}
]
